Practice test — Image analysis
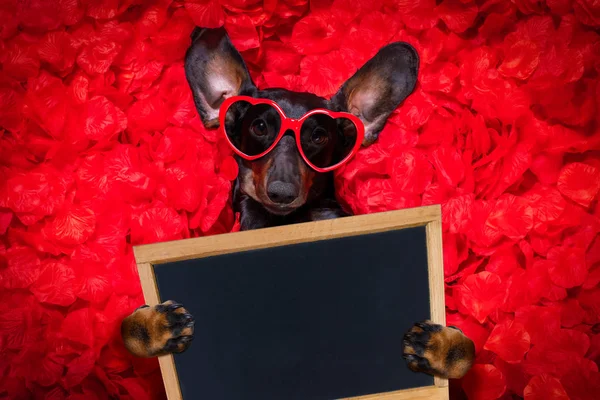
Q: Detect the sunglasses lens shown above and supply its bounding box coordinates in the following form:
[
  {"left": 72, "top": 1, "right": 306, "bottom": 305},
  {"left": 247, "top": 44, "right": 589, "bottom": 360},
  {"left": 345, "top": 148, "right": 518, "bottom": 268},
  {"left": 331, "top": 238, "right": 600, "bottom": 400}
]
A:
[
  {"left": 300, "top": 114, "right": 358, "bottom": 169},
  {"left": 223, "top": 101, "right": 281, "bottom": 156}
]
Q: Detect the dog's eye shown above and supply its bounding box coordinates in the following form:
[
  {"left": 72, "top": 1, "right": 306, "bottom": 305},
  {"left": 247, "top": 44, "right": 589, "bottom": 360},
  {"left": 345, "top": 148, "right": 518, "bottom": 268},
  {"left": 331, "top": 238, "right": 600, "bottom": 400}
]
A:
[
  {"left": 311, "top": 128, "right": 329, "bottom": 145},
  {"left": 250, "top": 119, "right": 268, "bottom": 136}
]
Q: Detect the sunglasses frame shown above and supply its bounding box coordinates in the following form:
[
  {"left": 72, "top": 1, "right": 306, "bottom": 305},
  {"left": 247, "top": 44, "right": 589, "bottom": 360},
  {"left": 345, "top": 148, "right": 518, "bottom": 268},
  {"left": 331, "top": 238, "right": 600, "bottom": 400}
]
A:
[{"left": 219, "top": 95, "right": 365, "bottom": 173}]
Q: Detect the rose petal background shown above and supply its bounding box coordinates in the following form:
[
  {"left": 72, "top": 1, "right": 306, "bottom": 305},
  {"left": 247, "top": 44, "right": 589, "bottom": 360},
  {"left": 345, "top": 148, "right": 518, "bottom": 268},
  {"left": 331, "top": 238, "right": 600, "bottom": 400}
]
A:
[{"left": 1, "top": 0, "right": 599, "bottom": 399}]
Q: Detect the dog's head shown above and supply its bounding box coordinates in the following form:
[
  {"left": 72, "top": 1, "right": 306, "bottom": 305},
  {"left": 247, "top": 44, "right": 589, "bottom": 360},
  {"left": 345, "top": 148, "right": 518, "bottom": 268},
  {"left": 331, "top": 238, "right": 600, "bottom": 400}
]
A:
[{"left": 184, "top": 27, "right": 419, "bottom": 216}]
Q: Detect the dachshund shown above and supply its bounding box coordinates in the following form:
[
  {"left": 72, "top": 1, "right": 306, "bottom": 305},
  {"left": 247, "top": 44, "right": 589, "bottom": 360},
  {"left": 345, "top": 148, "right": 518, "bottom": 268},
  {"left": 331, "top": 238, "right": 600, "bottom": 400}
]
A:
[{"left": 121, "top": 27, "right": 475, "bottom": 387}]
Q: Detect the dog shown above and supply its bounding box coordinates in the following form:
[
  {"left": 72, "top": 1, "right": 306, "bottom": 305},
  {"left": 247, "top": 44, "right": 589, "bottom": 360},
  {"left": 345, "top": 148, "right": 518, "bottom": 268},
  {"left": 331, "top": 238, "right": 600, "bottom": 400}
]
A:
[{"left": 121, "top": 27, "right": 475, "bottom": 384}]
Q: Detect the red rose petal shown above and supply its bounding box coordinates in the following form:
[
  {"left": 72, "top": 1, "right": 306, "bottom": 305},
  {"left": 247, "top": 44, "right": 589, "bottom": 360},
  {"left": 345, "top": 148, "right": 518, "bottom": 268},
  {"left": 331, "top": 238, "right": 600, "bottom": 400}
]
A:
[
  {"left": 60, "top": 308, "right": 93, "bottom": 347},
  {"left": 498, "top": 39, "right": 540, "bottom": 80},
  {"left": 130, "top": 202, "right": 187, "bottom": 245},
  {"left": 562, "top": 368, "right": 600, "bottom": 400},
  {"left": 462, "top": 364, "right": 507, "bottom": 400},
  {"left": 578, "top": 288, "right": 600, "bottom": 325},
  {"left": 547, "top": 245, "right": 588, "bottom": 288},
  {"left": 557, "top": 162, "right": 600, "bottom": 207},
  {"left": 515, "top": 305, "right": 561, "bottom": 345},
  {"left": 455, "top": 271, "right": 505, "bottom": 323},
  {"left": 63, "top": 349, "right": 96, "bottom": 388},
  {"left": 495, "top": 358, "right": 531, "bottom": 397},
  {"left": 184, "top": 0, "right": 225, "bottom": 28},
  {"left": 225, "top": 14, "right": 260, "bottom": 52},
  {"left": 484, "top": 319, "right": 531, "bottom": 363},
  {"left": 559, "top": 298, "right": 587, "bottom": 328},
  {"left": 29, "top": 261, "right": 76, "bottom": 307},
  {"left": 530, "top": 153, "right": 563, "bottom": 185},
  {"left": 523, "top": 374, "right": 569, "bottom": 400},
  {"left": 261, "top": 40, "right": 303, "bottom": 74},
  {"left": 290, "top": 12, "right": 344, "bottom": 55},
  {"left": 486, "top": 194, "right": 534, "bottom": 241},
  {"left": 43, "top": 204, "right": 96, "bottom": 247},
  {"left": 430, "top": 146, "right": 465, "bottom": 187},
  {"left": 220, "top": 156, "right": 239, "bottom": 181},
  {"left": 436, "top": 0, "right": 478, "bottom": 33}
]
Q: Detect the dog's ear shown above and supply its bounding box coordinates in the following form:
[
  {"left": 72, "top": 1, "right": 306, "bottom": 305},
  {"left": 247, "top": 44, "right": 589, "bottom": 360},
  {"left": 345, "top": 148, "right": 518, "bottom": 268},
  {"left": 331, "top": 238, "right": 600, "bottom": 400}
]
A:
[
  {"left": 331, "top": 43, "right": 419, "bottom": 146},
  {"left": 184, "top": 27, "right": 256, "bottom": 128}
]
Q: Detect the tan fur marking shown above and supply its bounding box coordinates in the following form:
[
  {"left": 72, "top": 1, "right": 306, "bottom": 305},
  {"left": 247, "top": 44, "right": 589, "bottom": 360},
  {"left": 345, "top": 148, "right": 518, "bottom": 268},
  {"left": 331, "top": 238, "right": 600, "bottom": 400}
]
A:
[
  {"left": 121, "top": 301, "right": 194, "bottom": 358},
  {"left": 404, "top": 322, "right": 475, "bottom": 379}
]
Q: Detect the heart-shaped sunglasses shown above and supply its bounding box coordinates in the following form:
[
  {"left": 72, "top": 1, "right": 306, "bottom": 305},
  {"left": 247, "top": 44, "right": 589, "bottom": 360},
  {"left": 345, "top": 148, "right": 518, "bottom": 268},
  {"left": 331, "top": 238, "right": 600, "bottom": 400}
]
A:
[{"left": 219, "top": 96, "right": 364, "bottom": 173}]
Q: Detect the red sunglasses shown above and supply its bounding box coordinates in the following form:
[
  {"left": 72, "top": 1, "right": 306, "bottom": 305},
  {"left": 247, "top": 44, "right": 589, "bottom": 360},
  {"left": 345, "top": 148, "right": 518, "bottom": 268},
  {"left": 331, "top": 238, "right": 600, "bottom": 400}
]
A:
[{"left": 218, "top": 96, "right": 364, "bottom": 173}]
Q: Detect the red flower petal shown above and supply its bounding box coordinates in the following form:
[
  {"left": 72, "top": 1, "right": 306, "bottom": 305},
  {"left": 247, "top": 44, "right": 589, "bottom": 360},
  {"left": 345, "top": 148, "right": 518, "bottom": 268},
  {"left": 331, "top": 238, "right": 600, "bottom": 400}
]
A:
[
  {"left": 219, "top": 156, "right": 239, "bottom": 181},
  {"left": 60, "top": 308, "right": 94, "bottom": 347},
  {"left": 495, "top": 358, "right": 531, "bottom": 397},
  {"left": 72, "top": 260, "right": 112, "bottom": 304},
  {"left": 557, "top": 162, "right": 600, "bottom": 207},
  {"left": 130, "top": 202, "right": 187, "bottom": 245},
  {"left": 442, "top": 194, "right": 474, "bottom": 234},
  {"left": 523, "top": 374, "right": 569, "bottom": 400},
  {"left": 486, "top": 194, "right": 534, "bottom": 241},
  {"left": 0, "top": 210, "right": 13, "bottom": 235},
  {"left": 0, "top": 86, "right": 24, "bottom": 133},
  {"left": 77, "top": 39, "right": 122, "bottom": 75},
  {"left": 22, "top": 72, "right": 69, "bottom": 138},
  {"left": 436, "top": 0, "right": 479, "bottom": 33},
  {"left": 126, "top": 96, "right": 169, "bottom": 134},
  {"left": 484, "top": 320, "right": 531, "bottom": 363},
  {"left": 515, "top": 305, "right": 561, "bottom": 345},
  {"left": 462, "top": 364, "right": 507, "bottom": 400},
  {"left": 455, "top": 271, "right": 505, "bottom": 323},
  {"left": 37, "top": 31, "right": 77, "bottom": 73},
  {"left": 485, "top": 246, "right": 520, "bottom": 278},
  {"left": 184, "top": 0, "right": 225, "bottom": 28},
  {"left": 261, "top": 40, "right": 303, "bottom": 74},
  {"left": 523, "top": 185, "right": 567, "bottom": 232},
  {"left": 562, "top": 368, "right": 600, "bottom": 400},
  {"left": 43, "top": 204, "right": 96, "bottom": 247},
  {"left": 560, "top": 299, "right": 585, "bottom": 328},
  {"left": 300, "top": 50, "right": 348, "bottom": 97},
  {"left": 389, "top": 149, "right": 433, "bottom": 195},
  {"left": 529, "top": 153, "right": 563, "bottom": 185},
  {"left": 578, "top": 288, "right": 600, "bottom": 325},
  {"left": 0, "top": 247, "right": 41, "bottom": 289},
  {"left": 136, "top": 4, "right": 168, "bottom": 38},
  {"left": 547, "top": 245, "right": 588, "bottom": 288},
  {"left": 3, "top": 40, "right": 40, "bottom": 80},
  {"left": 573, "top": 0, "right": 600, "bottom": 27},
  {"left": 290, "top": 12, "right": 344, "bottom": 55},
  {"left": 63, "top": 349, "right": 96, "bottom": 388},
  {"left": 430, "top": 146, "right": 465, "bottom": 187},
  {"left": 420, "top": 62, "right": 460, "bottom": 93},
  {"left": 225, "top": 14, "right": 260, "bottom": 52},
  {"left": 498, "top": 39, "right": 540, "bottom": 80},
  {"left": 11, "top": 343, "right": 64, "bottom": 387},
  {"left": 29, "top": 261, "right": 76, "bottom": 307}
]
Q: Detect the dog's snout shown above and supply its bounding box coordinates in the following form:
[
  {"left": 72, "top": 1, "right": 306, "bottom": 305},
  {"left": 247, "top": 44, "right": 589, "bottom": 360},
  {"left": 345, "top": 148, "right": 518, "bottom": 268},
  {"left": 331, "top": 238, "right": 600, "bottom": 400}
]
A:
[{"left": 267, "top": 181, "right": 298, "bottom": 204}]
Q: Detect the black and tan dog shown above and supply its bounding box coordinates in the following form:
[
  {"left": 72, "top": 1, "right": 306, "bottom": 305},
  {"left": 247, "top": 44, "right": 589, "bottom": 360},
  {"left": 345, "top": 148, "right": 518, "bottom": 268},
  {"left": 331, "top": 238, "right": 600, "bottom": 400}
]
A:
[{"left": 122, "top": 28, "right": 475, "bottom": 383}]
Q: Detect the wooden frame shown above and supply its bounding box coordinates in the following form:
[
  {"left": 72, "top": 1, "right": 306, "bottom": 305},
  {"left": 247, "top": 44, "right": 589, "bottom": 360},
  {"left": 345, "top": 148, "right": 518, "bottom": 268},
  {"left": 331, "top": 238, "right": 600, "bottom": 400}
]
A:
[{"left": 133, "top": 205, "right": 447, "bottom": 400}]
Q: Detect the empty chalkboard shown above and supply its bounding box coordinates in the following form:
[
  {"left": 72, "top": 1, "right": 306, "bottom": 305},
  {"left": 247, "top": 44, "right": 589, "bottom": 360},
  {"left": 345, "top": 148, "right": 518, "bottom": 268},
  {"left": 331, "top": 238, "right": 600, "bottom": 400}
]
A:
[{"left": 133, "top": 205, "right": 448, "bottom": 400}]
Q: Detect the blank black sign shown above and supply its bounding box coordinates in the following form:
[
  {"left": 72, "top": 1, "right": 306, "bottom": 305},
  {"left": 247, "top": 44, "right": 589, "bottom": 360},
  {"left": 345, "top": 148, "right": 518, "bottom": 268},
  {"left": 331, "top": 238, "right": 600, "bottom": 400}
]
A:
[{"left": 153, "top": 226, "right": 433, "bottom": 400}]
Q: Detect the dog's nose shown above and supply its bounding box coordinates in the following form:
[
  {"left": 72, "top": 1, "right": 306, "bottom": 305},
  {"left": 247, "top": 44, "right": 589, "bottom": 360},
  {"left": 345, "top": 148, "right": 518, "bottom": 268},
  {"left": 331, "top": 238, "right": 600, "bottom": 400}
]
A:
[{"left": 267, "top": 181, "right": 298, "bottom": 204}]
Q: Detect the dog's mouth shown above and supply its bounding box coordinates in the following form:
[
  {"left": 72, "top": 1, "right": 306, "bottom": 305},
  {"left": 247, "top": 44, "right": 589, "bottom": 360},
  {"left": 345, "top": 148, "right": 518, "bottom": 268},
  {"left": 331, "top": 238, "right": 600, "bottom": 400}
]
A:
[
  {"left": 238, "top": 165, "right": 308, "bottom": 216},
  {"left": 262, "top": 202, "right": 301, "bottom": 216}
]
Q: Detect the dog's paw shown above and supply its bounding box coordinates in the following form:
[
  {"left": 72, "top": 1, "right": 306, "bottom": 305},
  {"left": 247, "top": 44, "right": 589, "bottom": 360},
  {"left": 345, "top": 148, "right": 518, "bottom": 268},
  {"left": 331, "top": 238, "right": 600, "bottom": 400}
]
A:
[
  {"left": 121, "top": 300, "right": 195, "bottom": 358},
  {"left": 403, "top": 320, "right": 475, "bottom": 379}
]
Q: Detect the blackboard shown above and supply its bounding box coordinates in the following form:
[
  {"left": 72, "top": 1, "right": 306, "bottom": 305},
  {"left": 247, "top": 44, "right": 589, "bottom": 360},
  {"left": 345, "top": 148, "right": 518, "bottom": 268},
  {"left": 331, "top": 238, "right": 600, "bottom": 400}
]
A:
[{"left": 133, "top": 205, "right": 448, "bottom": 400}]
